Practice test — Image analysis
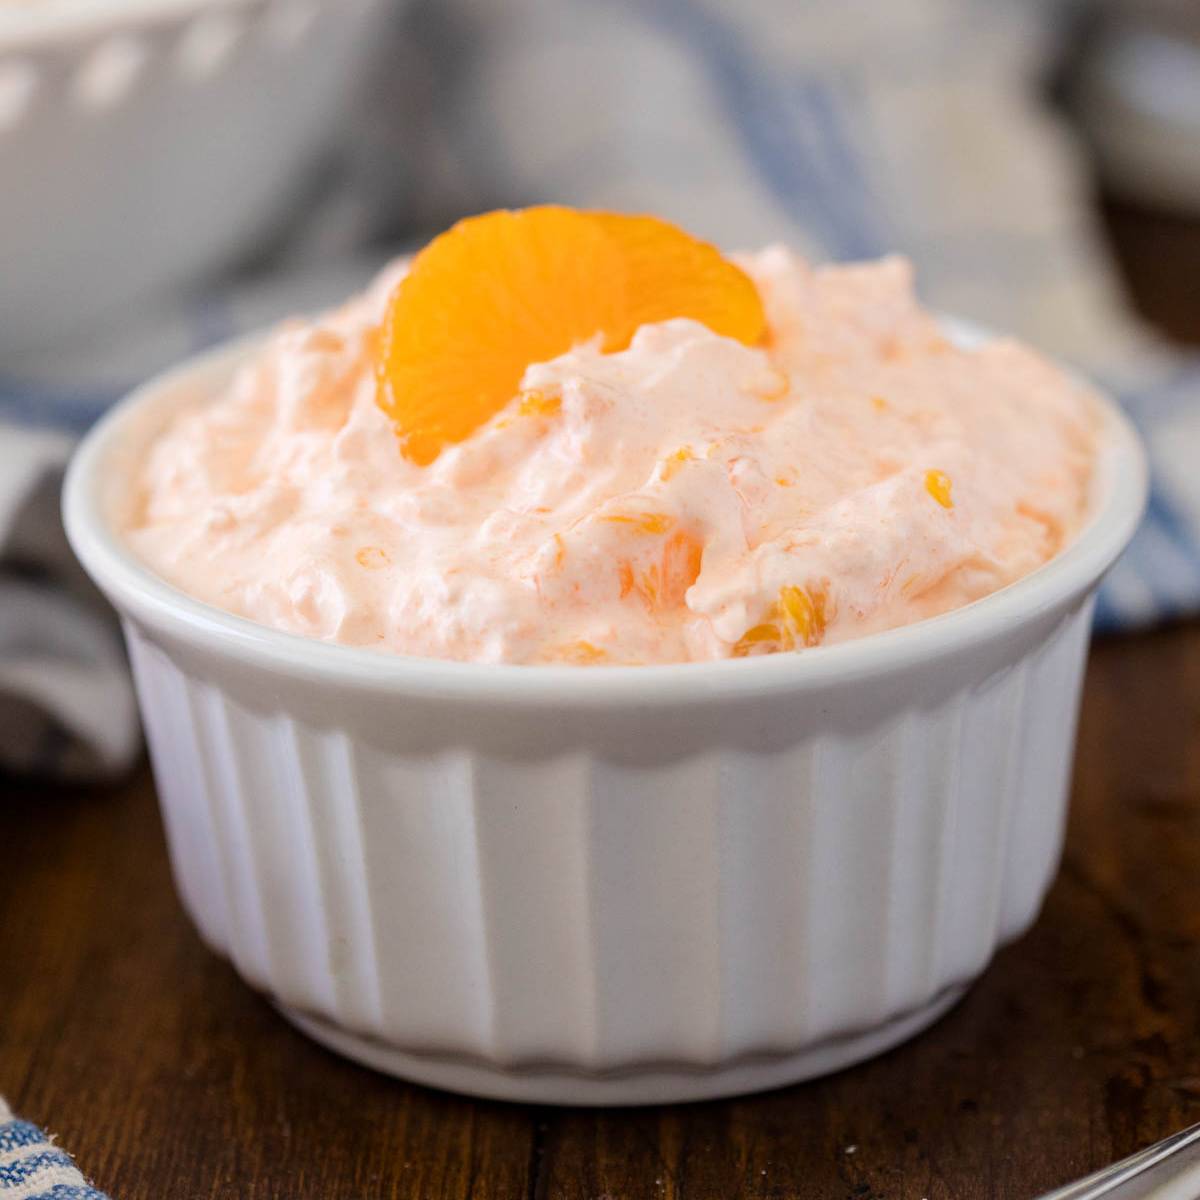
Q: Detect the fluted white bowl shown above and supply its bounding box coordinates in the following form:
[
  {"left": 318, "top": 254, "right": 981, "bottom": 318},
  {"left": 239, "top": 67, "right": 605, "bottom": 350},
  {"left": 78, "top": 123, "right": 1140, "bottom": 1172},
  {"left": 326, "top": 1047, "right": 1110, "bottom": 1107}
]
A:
[
  {"left": 0, "top": 0, "right": 392, "bottom": 356},
  {"left": 63, "top": 331, "right": 1147, "bottom": 1104}
]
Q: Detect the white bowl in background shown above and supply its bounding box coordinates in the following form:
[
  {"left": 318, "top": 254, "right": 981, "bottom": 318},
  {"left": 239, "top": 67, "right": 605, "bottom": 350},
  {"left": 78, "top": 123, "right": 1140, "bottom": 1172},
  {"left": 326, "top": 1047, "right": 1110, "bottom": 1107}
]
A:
[
  {"left": 63, "top": 331, "right": 1146, "bottom": 1105},
  {"left": 0, "top": 0, "right": 392, "bottom": 357}
]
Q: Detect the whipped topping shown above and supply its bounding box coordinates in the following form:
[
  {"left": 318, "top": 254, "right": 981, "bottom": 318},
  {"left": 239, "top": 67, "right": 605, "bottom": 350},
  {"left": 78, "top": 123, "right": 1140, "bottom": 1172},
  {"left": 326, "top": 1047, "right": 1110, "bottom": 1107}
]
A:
[{"left": 126, "top": 248, "right": 1098, "bottom": 664}]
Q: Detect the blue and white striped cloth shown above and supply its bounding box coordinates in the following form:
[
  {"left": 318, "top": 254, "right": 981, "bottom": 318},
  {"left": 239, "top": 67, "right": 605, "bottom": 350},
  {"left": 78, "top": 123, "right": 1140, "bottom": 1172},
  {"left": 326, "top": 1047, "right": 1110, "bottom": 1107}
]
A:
[
  {"left": 0, "top": 1101, "right": 108, "bottom": 1200},
  {"left": 2, "top": 0, "right": 1198, "bottom": 780}
]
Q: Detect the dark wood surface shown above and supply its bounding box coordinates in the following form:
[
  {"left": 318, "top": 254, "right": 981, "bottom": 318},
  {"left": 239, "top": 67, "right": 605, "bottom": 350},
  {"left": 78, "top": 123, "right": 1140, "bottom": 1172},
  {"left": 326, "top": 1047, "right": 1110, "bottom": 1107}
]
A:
[{"left": 3, "top": 201, "right": 1199, "bottom": 1199}]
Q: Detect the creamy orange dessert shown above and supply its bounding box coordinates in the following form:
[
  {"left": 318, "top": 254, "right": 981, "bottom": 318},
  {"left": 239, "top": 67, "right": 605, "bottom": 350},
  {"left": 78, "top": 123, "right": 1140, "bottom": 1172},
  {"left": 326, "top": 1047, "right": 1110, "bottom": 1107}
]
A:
[{"left": 127, "top": 208, "right": 1098, "bottom": 665}]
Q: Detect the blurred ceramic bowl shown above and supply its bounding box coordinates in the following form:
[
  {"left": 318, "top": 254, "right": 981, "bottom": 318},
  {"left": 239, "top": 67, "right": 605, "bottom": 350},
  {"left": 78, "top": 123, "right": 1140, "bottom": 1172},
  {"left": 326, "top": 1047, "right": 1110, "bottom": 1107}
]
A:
[
  {"left": 64, "top": 321, "right": 1146, "bottom": 1105},
  {"left": 0, "top": 0, "right": 392, "bottom": 357}
]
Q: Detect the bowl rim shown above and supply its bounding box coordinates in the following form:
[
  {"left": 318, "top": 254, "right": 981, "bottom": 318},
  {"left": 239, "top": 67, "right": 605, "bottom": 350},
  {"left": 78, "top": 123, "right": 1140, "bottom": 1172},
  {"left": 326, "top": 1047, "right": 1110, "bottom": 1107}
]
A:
[
  {"left": 0, "top": 0, "right": 268, "bottom": 47},
  {"left": 63, "top": 321, "right": 1149, "bottom": 706}
]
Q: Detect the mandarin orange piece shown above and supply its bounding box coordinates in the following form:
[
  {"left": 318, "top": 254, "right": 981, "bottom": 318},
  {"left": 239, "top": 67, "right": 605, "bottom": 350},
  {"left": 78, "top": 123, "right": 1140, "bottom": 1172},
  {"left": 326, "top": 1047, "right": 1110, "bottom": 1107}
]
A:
[
  {"left": 924, "top": 469, "right": 953, "bottom": 509},
  {"left": 355, "top": 545, "right": 390, "bottom": 569},
  {"left": 617, "top": 530, "right": 703, "bottom": 614},
  {"left": 517, "top": 388, "right": 562, "bottom": 417},
  {"left": 732, "top": 623, "right": 784, "bottom": 657},
  {"left": 733, "top": 585, "right": 827, "bottom": 656},
  {"left": 660, "top": 529, "right": 704, "bottom": 607},
  {"left": 778, "top": 584, "right": 826, "bottom": 648},
  {"left": 375, "top": 207, "right": 766, "bottom": 463},
  {"left": 590, "top": 212, "right": 767, "bottom": 351},
  {"left": 553, "top": 639, "right": 608, "bottom": 664},
  {"left": 601, "top": 511, "right": 675, "bottom": 535},
  {"left": 660, "top": 446, "right": 694, "bottom": 481}
]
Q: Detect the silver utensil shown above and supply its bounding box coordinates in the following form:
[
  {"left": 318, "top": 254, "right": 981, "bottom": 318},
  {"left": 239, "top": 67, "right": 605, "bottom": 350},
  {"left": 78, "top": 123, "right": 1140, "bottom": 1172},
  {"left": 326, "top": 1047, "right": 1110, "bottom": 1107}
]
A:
[{"left": 1038, "top": 1123, "right": 1200, "bottom": 1200}]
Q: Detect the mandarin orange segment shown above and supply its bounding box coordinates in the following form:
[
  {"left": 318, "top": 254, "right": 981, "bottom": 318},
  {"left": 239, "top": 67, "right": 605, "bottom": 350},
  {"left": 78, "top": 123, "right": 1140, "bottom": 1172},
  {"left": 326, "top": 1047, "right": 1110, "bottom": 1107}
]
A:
[
  {"left": 617, "top": 529, "right": 703, "bottom": 614},
  {"left": 779, "top": 584, "right": 827, "bottom": 647},
  {"left": 590, "top": 212, "right": 767, "bottom": 350},
  {"left": 925, "top": 469, "right": 954, "bottom": 509},
  {"left": 601, "top": 510, "right": 675, "bottom": 535},
  {"left": 660, "top": 446, "right": 694, "bottom": 481},
  {"left": 553, "top": 639, "right": 609, "bottom": 664},
  {"left": 660, "top": 529, "right": 704, "bottom": 607},
  {"left": 375, "top": 206, "right": 766, "bottom": 463},
  {"left": 733, "top": 585, "right": 828, "bottom": 656},
  {"left": 732, "top": 622, "right": 784, "bottom": 657},
  {"left": 517, "top": 388, "right": 562, "bottom": 417}
]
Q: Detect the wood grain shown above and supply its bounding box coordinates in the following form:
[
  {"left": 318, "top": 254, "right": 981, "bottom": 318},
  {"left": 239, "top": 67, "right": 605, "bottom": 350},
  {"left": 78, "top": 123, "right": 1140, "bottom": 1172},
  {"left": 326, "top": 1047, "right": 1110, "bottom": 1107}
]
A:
[{"left": 2, "top": 201, "right": 1199, "bottom": 1198}]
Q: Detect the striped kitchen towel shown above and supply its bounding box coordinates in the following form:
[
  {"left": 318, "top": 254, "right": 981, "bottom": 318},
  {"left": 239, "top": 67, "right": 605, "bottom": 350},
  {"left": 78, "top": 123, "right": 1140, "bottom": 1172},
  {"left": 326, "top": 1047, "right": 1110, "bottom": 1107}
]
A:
[
  {"left": 2, "top": 0, "right": 1197, "bottom": 780},
  {"left": 0, "top": 1099, "right": 109, "bottom": 1200}
]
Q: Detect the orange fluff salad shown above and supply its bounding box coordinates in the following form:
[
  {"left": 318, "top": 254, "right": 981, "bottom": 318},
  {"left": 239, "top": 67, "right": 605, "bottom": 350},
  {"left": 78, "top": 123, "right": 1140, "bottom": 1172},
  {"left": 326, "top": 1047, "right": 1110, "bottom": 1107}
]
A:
[{"left": 126, "top": 208, "right": 1098, "bottom": 665}]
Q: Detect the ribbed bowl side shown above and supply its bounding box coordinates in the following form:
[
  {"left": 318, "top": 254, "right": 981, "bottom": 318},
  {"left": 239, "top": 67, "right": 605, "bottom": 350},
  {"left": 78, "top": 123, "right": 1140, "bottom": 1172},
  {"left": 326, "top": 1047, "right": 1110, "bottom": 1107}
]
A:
[{"left": 125, "top": 597, "right": 1093, "bottom": 1075}]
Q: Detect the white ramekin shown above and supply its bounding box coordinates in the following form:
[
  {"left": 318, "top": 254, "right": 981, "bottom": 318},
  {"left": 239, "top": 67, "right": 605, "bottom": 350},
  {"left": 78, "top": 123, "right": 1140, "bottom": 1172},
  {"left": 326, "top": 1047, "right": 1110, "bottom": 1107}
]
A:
[
  {"left": 0, "top": 0, "right": 392, "bottom": 356},
  {"left": 64, "top": 334, "right": 1147, "bottom": 1105}
]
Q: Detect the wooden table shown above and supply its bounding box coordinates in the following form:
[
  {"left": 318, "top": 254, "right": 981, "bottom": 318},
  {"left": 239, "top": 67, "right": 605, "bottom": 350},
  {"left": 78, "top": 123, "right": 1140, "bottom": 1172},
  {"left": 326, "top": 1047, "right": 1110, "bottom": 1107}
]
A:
[{"left": 3, "top": 202, "right": 1199, "bottom": 1199}]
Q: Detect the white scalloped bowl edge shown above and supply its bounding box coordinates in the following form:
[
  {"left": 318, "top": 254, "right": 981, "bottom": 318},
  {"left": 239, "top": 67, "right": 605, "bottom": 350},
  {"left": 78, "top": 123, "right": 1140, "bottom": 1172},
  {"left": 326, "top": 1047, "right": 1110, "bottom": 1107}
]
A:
[{"left": 63, "top": 330, "right": 1147, "bottom": 1105}]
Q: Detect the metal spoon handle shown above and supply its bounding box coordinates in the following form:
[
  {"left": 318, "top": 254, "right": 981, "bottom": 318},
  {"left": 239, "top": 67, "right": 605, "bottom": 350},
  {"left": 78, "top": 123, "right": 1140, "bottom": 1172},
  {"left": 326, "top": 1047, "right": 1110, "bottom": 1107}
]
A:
[{"left": 1037, "top": 1123, "right": 1200, "bottom": 1200}]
